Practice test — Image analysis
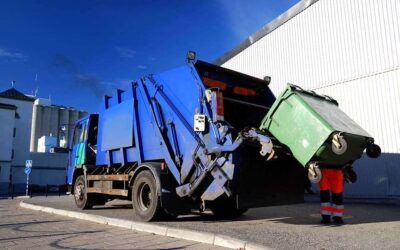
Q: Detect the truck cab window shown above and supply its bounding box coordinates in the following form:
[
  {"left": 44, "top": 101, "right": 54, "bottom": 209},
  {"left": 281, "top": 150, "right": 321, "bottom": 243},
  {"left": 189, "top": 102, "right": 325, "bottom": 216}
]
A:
[{"left": 73, "top": 124, "right": 83, "bottom": 145}]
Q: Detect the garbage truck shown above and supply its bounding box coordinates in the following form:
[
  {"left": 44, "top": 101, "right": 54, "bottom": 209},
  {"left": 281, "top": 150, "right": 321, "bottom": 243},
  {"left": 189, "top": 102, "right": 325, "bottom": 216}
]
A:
[{"left": 67, "top": 52, "right": 306, "bottom": 221}]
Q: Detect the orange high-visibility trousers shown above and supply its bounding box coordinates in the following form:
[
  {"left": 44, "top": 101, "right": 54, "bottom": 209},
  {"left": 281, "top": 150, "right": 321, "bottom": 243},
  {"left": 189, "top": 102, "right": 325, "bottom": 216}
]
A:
[
  {"left": 319, "top": 169, "right": 344, "bottom": 217},
  {"left": 319, "top": 169, "right": 343, "bottom": 193}
]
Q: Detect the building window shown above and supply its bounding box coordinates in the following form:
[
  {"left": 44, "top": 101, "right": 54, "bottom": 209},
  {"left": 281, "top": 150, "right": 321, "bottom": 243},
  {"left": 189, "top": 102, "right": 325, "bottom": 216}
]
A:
[{"left": 13, "top": 128, "right": 16, "bottom": 137}]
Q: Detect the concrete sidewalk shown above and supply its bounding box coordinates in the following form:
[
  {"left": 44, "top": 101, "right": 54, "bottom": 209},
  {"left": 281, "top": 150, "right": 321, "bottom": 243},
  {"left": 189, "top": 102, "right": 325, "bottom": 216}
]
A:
[
  {"left": 0, "top": 199, "right": 230, "bottom": 250},
  {"left": 19, "top": 199, "right": 265, "bottom": 250}
]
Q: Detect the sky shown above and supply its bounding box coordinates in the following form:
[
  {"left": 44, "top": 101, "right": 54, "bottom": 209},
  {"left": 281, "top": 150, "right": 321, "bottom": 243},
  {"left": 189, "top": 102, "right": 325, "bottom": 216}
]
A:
[{"left": 0, "top": 0, "right": 298, "bottom": 112}]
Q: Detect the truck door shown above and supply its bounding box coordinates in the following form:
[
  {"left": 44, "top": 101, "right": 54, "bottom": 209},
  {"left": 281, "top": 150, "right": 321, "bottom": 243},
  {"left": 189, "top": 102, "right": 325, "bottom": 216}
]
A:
[
  {"left": 74, "top": 119, "right": 89, "bottom": 166},
  {"left": 67, "top": 118, "right": 89, "bottom": 184}
]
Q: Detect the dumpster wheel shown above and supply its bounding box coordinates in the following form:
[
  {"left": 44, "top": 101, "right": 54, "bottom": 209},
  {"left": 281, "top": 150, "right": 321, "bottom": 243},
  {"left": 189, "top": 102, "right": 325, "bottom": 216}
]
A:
[
  {"left": 307, "top": 163, "right": 322, "bottom": 183},
  {"left": 331, "top": 134, "right": 347, "bottom": 155},
  {"left": 366, "top": 143, "right": 381, "bottom": 158}
]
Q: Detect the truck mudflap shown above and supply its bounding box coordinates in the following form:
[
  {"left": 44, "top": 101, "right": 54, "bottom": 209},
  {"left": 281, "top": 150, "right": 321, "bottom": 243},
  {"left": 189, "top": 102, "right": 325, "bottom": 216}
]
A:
[{"left": 175, "top": 128, "right": 274, "bottom": 201}]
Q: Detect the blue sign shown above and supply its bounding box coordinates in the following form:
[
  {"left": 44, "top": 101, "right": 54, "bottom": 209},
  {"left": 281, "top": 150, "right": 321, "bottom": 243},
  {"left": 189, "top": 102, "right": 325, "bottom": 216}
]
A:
[
  {"left": 24, "top": 167, "right": 31, "bottom": 175},
  {"left": 26, "top": 160, "right": 32, "bottom": 168}
]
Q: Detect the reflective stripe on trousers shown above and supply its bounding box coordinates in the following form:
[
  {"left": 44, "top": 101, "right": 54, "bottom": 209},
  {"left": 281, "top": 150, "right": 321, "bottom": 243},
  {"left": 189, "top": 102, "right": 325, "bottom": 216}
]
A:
[
  {"left": 332, "top": 204, "right": 345, "bottom": 217},
  {"left": 320, "top": 202, "right": 333, "bottom": 216}
]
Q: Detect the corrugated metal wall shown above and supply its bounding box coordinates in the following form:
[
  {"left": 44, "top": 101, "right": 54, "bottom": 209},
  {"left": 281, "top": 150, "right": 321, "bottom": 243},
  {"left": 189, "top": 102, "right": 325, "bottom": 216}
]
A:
[{"left": 222, "top": 0, "right": 400, "bottom": 197}]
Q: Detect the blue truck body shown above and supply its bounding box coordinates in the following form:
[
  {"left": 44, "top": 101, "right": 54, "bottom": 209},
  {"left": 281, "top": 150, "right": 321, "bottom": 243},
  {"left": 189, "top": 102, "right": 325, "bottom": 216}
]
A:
[{"left": 67, "top": 58, "right": 305, "bottom": 221}]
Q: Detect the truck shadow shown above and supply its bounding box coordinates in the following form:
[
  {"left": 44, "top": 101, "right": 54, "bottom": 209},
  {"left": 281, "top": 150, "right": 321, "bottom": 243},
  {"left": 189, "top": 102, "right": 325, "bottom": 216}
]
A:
[
  {"left": 166, "top": 199, "right": 400, "bottom": 226},
  {"left": 89, "top": 197, "right": 400, "bottom": 225},
  {"left": 171, "top": 152, "right": 400, "bottom": 225}
]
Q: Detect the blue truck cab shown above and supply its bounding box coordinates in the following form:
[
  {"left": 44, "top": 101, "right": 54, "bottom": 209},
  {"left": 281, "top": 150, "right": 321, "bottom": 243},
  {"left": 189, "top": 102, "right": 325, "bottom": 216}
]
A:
[{"left": 67, "top": 55, "right": 305, "bottom": 221}]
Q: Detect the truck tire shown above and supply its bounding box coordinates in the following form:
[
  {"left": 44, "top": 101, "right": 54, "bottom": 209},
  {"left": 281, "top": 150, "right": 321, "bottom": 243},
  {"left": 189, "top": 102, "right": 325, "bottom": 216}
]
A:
[
  {"left": 132, "top": 170, "right": 163, "bottom": 221},
  {"left": 74, "top": 175, "right": 108, "bottom": 209},
  {"left": 73, "top": 175, "right": 92, "bottom": 209},
  {"left": 209, "top": 200, "right": 248, "bottom": 218}
]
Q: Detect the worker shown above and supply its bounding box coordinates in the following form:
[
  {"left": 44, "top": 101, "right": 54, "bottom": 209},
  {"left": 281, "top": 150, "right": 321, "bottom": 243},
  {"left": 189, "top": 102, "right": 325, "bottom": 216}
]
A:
[{"left": 319, "top": 168, "right": 344, "bottom": 224}]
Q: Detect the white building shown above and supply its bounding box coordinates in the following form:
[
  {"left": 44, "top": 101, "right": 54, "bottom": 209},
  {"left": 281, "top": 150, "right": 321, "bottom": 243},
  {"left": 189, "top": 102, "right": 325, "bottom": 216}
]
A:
[
  {"left": 0, "top": 103, "right": 16, "bottom": 195},
  {"left": 0, "top": 87, "right": 87, "bottom": 193},
  {"left": 0, "top": 87, "right": 35, "bottom": 191},
  {"left": 215, "top": 0, "right": 400, "bottom": 198},
  {"left": 30, "top": 98, "right": 87, "bottom": 153},
  {"left": 37, "top": 135, "right": 58, "bottom": 153}
]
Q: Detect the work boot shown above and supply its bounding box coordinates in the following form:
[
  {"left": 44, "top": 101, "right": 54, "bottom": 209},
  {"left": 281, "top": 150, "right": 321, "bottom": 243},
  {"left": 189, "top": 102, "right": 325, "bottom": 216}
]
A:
[
  {"left": 333, "top": 216, "right": 344, "bottom": 225},
  {"left": 320, "top": 215, "right": 331, "bottom": 225}
]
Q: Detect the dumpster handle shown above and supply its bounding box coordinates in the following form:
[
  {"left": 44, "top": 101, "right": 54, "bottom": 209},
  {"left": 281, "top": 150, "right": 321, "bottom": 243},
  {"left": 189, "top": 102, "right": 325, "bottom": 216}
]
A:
[
  {"left": 288, "top": 83, "right": 305, "bottom": 92},
  {"left": 323, "top": 95, "right": 339, "bottom": 105},
  {"left": 290, "top": 84, "right": 318, "bottom": 97}
]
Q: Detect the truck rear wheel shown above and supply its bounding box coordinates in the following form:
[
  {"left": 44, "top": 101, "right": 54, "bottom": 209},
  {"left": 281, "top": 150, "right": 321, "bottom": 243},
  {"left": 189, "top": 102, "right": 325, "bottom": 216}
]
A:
[{"left": 132, "top": 170, "right": 163, "bottom": 221}]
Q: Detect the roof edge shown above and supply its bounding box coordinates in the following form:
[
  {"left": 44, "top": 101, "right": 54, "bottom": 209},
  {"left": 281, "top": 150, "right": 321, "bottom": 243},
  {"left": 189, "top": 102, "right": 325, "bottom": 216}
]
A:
[
  {"left": 213, "top": 0, "right": 319, "bottom": 66},
  {"left": 0, "top": 103, "right": 17, "bottom": 110},
  {"left": 0, "top": 95, "right": 35, "bottom": 102}
]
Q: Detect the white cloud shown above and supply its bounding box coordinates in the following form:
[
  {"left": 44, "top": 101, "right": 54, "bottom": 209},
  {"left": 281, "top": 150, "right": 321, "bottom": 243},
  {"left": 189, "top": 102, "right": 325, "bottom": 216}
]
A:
[
  {"left": 0, "top": 48, "right": 27, "bottom": 60},
  {"left": 115, "top": 47, "right": 136, "bottom": 58},
  {"left": 136, "top": 65, "right": 147, "bottom": 70}
]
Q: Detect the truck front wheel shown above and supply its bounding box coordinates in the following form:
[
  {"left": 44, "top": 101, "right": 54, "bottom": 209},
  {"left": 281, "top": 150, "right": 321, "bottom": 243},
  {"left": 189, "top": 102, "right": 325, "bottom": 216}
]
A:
[
  {"left": 74, "top": 175, "right": 92, "bottom": 209},
  {"left": 132, "top": 170, "right": 163, "bottom": 221},
  {"left": 74, "top": 175, "right": 108, "bottom": 209}
]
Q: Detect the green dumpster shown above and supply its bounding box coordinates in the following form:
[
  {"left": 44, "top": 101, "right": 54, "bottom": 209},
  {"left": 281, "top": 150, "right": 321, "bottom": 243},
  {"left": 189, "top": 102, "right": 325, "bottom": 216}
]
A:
[{"left": 260, "top": 84, "right": 380, "bottom": 181}]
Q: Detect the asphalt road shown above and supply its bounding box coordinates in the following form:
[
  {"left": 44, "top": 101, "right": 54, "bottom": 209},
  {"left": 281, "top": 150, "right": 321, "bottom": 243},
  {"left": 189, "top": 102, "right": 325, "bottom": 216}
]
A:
[{"left": 26, "top": 195, "right": 400, "bottom": 250}]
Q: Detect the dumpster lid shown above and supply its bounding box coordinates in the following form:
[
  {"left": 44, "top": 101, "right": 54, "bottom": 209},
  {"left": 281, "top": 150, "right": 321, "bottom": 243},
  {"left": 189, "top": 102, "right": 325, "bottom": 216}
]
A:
[{"left": 288, "top": 84, "right": 371, "bottom": 138}]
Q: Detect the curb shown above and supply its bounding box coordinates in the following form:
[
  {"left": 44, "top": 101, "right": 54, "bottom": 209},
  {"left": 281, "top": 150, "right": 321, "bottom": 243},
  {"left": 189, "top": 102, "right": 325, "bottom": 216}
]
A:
[{"left": 20, "top": 201, "right": 271, "bottom": 250}]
